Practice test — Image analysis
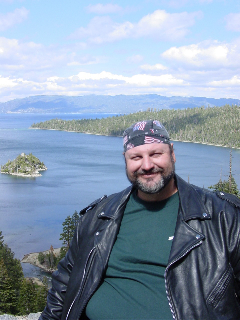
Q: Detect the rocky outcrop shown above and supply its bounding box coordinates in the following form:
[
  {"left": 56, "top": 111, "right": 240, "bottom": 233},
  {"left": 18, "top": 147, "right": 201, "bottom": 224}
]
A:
[{"left": 0, "top": 312, "right": 41, "bottom": 320}]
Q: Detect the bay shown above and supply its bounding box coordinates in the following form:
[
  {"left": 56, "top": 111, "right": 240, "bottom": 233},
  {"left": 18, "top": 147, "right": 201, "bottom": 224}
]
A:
[{"left": 0, "top": 113, "right": 240, "bottom": 262}]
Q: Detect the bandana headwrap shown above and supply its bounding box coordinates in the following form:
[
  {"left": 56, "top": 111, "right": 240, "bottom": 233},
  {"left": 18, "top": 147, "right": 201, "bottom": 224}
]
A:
[{"left": 123, "top": 120, "right": 170, "bottom": 152}]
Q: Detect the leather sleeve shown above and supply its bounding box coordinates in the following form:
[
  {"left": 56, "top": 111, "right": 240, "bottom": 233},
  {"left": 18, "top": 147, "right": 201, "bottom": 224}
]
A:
[
  {"left": 39, "top": 195, "right": 108, "bottom": 320},
  {"left": 216, "top": 190, "right": 240, "bottom": 299},
  {"left": 39, "top": 217, "right": 82, "bottom": 320}
]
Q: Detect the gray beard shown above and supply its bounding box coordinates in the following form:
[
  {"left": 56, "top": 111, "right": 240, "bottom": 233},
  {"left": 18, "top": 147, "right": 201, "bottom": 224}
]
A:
[{"left": 130, "top": 169, "right": 175, "bottom": 194}]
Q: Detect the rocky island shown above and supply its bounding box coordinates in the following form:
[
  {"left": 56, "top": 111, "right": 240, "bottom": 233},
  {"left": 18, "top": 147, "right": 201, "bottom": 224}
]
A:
[{"left": 1, "top": 153, "right": 47, "bottom": 177}]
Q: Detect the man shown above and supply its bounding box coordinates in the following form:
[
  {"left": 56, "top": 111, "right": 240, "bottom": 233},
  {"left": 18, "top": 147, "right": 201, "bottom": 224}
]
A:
[{"left": 40, "top": 120, "right": 240, "bottom": 320}]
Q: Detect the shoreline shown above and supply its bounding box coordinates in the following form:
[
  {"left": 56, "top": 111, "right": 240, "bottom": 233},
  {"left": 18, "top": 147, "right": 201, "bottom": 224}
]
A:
[
  {"left": 21, "top": 248, "right": 61, "bottom": 273},
  {"left": 1, "top": 172, "right": 42, "bottom": 177},
  {"left": 30, "top": 127, "right": 240, "bottom": 149},
  {"left": 1, "top": 168, "right": 47, "bottom": 177},
  {"left": 171, "top": 139, "right": 240, "bottom": 150}
]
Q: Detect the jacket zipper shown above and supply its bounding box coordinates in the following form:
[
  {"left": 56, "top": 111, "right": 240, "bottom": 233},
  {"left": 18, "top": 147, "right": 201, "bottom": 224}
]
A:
[
  {"left": 165, "top": 240, "right": 203, "bottom": 320},
  {"left": 65, "top": 247, "right": 97, "bottom": 320}
]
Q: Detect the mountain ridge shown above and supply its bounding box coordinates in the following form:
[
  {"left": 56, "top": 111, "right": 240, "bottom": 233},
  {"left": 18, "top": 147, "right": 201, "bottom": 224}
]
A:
[{"left": 1, "top": 94, "right": 240, "bottom": 114}]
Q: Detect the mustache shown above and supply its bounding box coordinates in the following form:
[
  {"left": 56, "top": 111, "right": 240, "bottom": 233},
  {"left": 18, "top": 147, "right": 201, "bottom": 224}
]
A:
[{"left": 134, "top": 168, "right": 164, "bottom": 176}]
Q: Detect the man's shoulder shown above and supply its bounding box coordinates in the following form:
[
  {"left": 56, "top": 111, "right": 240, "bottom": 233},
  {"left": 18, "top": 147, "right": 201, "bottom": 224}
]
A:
[
  {"left": 176, "top": 174, "right": 240, "bottom": 211},
  {"left": 79, "top": 185, "right": 133, "bottom": 216},
  {"left": 214, "top": 190, "right": 240, "bottom": 208},
  {"left": 192, "top": 183, "right": 240, "bottom": 209}
]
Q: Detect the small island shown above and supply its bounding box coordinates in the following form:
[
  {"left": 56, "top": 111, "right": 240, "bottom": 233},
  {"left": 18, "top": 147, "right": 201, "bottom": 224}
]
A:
[{"left": 1, "top": 153, "right": 47, "bottom": 177}]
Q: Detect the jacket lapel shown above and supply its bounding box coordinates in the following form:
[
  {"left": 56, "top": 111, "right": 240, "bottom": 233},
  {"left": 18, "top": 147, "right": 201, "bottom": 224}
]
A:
[{"left": 168, "top": 175, "right": 210, "bottom": 265}]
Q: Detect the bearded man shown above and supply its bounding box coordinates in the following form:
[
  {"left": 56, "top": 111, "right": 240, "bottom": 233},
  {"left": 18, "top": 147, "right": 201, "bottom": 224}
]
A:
[{"left": 40, "top": 120, "right": 240, "bottom": 320}]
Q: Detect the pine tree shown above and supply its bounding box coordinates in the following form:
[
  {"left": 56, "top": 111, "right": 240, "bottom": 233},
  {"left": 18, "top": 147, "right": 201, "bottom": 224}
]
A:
[
  {"left": 0, "top": 241, "right": 24, "bottom": 293},
  {"left": 0, "top": 231, "right": 47, "bottom": 315},
  {"left": 59, "top": 210, "right": 80, "bottom": 248},
  {"left": 17, "top": 278, "right": 38, "bottom": 314},
  {"left": 209, "top": 150, "right": 240, "bottom": 198},
  {"left": 0, "top": 231, "right": 3, "bottom": 246},
  {"left": 59, "top": 215, "right": 74, "bottom": 248},
  {"left": 72, "top": 210, "right": 80, "bottom": 228},
  {"left": 0, "top": 259, "right": 17, "bottom": 314},
  {"left": 35, "top": 277, "right": 48, "bottom": 311}
]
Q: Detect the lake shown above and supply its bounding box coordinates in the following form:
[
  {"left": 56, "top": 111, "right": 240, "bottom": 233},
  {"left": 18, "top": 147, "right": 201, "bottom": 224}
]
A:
[{"left": 0, "top": 113, "right": 240, "bottom": 262}]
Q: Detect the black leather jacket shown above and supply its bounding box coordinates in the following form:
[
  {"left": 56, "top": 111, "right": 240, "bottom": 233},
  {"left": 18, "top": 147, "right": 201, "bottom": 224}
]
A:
[{"left": 40, "top": 175, "right": 240, "bottom": 320}]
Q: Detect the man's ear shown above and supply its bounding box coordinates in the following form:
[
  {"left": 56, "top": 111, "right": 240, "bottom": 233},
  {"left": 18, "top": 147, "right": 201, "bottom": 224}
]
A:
[{"left": 171, "top": 143, "right": 176, "bottom": 163}]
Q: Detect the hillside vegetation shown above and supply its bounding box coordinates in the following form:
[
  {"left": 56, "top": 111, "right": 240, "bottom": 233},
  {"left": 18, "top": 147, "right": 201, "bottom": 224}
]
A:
[
  {"left": 0, "top": 231, "right": 48, "bottom": 315},
  {"left": 31, "top": 105, "right": 240, "bottom": 148}
]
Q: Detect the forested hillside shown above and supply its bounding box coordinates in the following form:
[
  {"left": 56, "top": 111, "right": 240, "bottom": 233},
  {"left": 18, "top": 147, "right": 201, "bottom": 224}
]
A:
[{"left": 31, "top": 105, "right": 240, "bottom": 148}]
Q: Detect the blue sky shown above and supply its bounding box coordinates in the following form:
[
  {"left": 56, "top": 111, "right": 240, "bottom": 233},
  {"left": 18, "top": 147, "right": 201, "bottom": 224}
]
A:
[{"left": 0, "top": 0, "right": 240, "bottom": 102}]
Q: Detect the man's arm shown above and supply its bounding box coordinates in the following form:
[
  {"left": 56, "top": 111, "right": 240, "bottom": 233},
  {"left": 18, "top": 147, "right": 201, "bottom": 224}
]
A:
[
  {"left": 39, "top": 195, "right": 108, "bottom": 320},
  {"left": 39, "top": 219, "right": 82, "bottom": 320}
]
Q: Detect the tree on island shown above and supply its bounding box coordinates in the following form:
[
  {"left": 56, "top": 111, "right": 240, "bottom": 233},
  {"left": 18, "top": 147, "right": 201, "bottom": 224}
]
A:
[{"left": 1, "top": 153, "right": 47, "bottom": 177}]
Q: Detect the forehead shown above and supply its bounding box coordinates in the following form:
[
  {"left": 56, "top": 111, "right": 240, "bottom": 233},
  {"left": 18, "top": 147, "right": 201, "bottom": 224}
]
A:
[{"left": 125, "top": 142, "right": 170, "bottom": 156}]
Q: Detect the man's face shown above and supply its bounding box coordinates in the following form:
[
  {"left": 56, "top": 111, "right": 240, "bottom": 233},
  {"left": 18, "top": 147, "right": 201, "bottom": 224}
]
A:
[{"left": 125, "top": 143, "right": 176, "bottom": 195}]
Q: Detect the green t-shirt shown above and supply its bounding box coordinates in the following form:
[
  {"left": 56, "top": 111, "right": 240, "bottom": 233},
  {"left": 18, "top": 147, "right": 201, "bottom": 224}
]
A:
[{"left": 86, "top": 191, "right": 179, "bottom": 320}]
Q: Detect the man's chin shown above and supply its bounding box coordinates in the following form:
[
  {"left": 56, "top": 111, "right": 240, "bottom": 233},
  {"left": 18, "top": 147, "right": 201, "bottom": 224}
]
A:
[{"left": 134, "top": 179, "right": 164, "bottom": 194}]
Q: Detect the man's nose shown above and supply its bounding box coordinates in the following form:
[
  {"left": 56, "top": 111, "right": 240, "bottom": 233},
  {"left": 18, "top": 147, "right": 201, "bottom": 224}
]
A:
[{"left": 141, "top": 156, "right": 154, "bottom": 171}]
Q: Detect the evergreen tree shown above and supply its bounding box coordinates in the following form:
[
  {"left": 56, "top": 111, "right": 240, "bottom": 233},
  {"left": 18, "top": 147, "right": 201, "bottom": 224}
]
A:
[
  {"left": 59, "top": 215, "right": 74, "bottom": 248},
  {"left": 0, "top": 241, "right": 24, "bottom": 293},
  {"left": 17, "top": 278, "right": 37, "bottom": 314},
  {"left": 59, "top": 211, "right": 80, "bottom": 248},
  {"left": 0, "top": 259, "right": 17, "bottom": 315},
  {"left": 209, "top": 150, "right": 240, "bottom": 198},
  {"left": 35, "top": 277, "right": 48, "bottom": 311},
  {"left": 55, "top": 246, "right": 68, "bottom": 266},
  {"left": 72, "top": 210, "right": 80, "bottom": 228},
  {"left": 209, "top": 176, "right": 240, "bottom": 197},
  {"left": 0, "top": 231, "right": 3, "bottom": 246},
  {"left": 0, "top": 231, "right": 48, "bottom": 315}
]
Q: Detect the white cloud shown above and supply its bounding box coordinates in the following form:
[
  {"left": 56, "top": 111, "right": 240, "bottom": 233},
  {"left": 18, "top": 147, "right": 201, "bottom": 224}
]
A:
[
  {"left": 162, "top": 40, "right": 240, "bottom": 69},
  {"left": 2, "top": 66, "right": 240, "bottom": 103},
  {"left": 0, "top": 37, "right": 101, "bottom": 77},
  {"left": 141, "top": 63, "right": 168, "bottom": 71},
  {"left": 209, "top": 75, "right": 240, "bottom": 87},
  {"left": 67, "top": 71, "right": 185, "bottom": 87},
  {"left": 0, "top": 76, "right": 18, "bottom": 88},
  {"left": 0, "top": 71, "right": 187, "bottom": 102},
  {"left": 225, "top": 13, "right": 240, "bottom": 32},
  {"left": 0, "top": 7, "right": 29, "bottom": 31},
  {"left": 70, "top": 10, "right": 202, "bottom": 43},
  {"left": 86, "top": 4, "right": 123, "bottom": 14},
  {"left": 0, "top": 37, "right": 54, "bottom": 73}
]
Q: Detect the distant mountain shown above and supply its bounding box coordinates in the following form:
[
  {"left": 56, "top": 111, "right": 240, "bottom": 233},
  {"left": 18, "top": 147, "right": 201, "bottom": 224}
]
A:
[{"left": 0, "top": 94, "right": 239, "bottom": 114}]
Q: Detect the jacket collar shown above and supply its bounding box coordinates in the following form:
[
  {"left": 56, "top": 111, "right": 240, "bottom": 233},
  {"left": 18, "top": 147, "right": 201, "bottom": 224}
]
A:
[
  {"left": 98, "top": 185, "right": 133, "bottom": 220},
  {"left": 100, "top": 174, "right": 211, "bottom": 222}
]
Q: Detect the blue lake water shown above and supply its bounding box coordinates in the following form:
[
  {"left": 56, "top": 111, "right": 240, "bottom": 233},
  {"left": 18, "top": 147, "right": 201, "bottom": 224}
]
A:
[{"left": 0, "top": 113, "right": 240, "bottom": 262}]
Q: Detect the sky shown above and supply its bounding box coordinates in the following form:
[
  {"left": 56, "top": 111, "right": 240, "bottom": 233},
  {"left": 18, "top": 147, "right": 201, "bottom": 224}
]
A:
[{"left": 0, "top": 0, "right": 240, "bottom": 102}]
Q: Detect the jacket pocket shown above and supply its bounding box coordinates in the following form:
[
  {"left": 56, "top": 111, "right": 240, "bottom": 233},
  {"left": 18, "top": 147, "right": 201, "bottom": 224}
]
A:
[{"left": 207, "top": 264, "right": 234, "bottom": 308}]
